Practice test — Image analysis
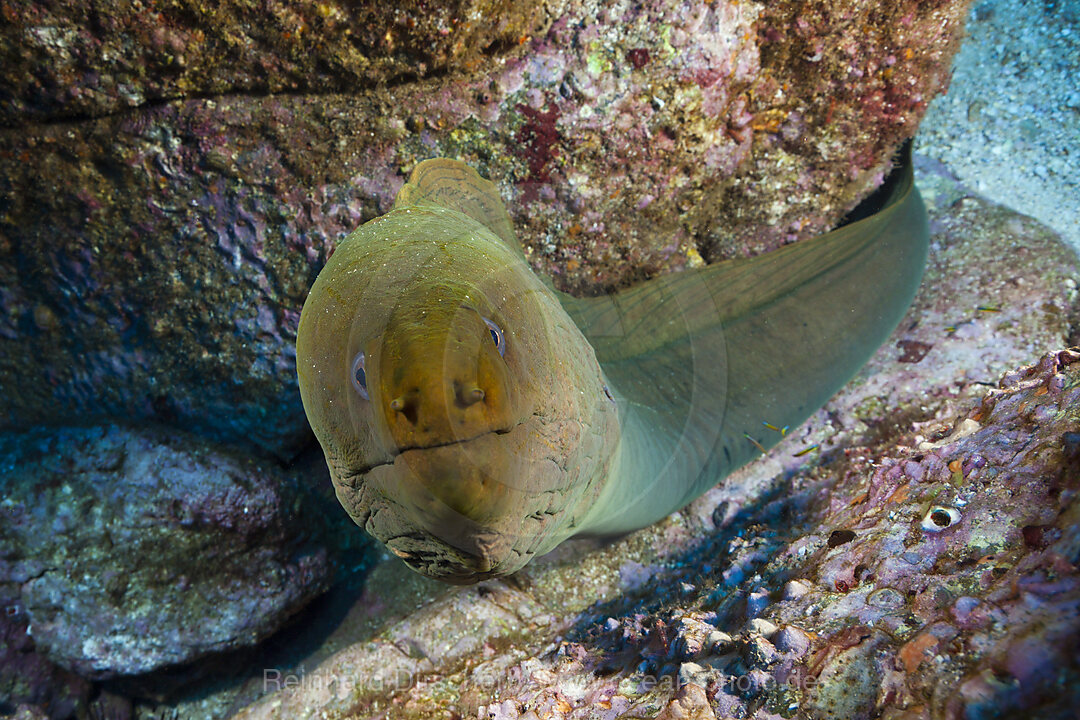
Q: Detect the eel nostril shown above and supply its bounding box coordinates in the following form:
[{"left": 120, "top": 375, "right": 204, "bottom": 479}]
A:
[
  {"left": 391, "top": 395, "right": 419, "bottom": 425},
  {"left": 454, "top": 382, "right": 486, "bottom": 408}
]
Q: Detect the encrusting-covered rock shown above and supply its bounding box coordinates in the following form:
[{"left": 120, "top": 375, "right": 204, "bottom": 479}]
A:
[
  {"left": 0, "top": 424, "right": 333, "bottom": 679},
  {"left": 0, "top": 0, "right": 973, "bottom": 454}
]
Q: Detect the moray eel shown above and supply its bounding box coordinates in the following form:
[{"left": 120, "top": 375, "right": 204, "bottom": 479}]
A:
[{"left": 297, "top": 143, "right": 928, "bottom": 583}]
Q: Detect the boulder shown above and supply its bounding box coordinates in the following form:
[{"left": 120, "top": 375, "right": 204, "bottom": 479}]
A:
[
  {"left": 0, "top": 424, "right": 333, "bottom": 679},
  {"left": 0, "top": 0, "right": 973, "bottom": 453}
]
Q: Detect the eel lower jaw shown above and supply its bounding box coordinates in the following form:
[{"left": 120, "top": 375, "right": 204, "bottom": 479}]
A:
[{"left": 382, "top": 530, "right": 510, "bottom": 584}]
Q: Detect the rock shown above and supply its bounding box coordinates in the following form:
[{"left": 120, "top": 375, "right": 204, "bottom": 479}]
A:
[
  {"left": 705, "top": 629, "right": 733, "bottom": 655},
  {"left": 0, "top": 424, "right": 333, "bottom": 679},
  {"left": 83, "top": 691, "right": 132, "bottom": 720},
  {"left": 671, "top": 616, "right": 716, "bottom": 660},
  {"left": 745, "top": 618, "right": 779, "bottom": 640},
  {"left": 773, "top": 626, "right": 812, "bottom": 658},
  {"left": 0, "top": 0, "right": 972, "bottom": 452},
  {"left": 745, "top": 589, "right": 770, "bottom": 617},
  {"left": 678, "top": 662, "right": 714, "bottom": 690},
  {"left": 804, "top": 628, "right": 888, "bottom": 720},
  {"left": 0, "top": 1, "right": 550, "bottom": 124},
  {"left": 656, "top": 683, "right": 715, "bottom": 720},
  {"left": 743, "top": 634, "right": 782, "bottom": 668},
  {"left": 781, "top": 579, "right": 811, "bottom": 600},
  {"left": 3, "top": 707, "right": 50, "bottom": 720}
]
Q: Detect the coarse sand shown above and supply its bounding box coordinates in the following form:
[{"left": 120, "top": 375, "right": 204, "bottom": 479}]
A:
[{"left": 917, "top": 0, "right": 1079, "bottom": 254}]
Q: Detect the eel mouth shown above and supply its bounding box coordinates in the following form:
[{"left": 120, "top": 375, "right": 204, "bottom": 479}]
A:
[
  {"left": 356, "top": 415, "right": 562, "bottom": 582},
  {"left": 341, "top": 423, "right": 519, "bottom": 481},
  {"left": 369, "top": 419, "right": 535, "bottom": 525}
]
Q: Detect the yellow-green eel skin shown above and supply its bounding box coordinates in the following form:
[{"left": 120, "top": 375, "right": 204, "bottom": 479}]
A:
[{"left": 296, "top": 144, "right": 929, "bottom": 583}]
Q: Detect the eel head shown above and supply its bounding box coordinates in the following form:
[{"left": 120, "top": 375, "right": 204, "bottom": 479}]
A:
[{"left": 297, "top": 208, "right": 618, "bottom": 582}]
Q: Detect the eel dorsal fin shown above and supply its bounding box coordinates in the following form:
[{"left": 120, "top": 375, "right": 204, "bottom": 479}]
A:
[{"left": 394, "top": 158, "right": 524, "bottom": 259}]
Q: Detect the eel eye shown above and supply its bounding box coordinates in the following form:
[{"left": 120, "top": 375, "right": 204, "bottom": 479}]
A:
[
  {"left": 350, "top": 351, "right": 369, "bottom": 400},
  {"left": 483, "top": 317, "right": 507, "bottom": 357}
]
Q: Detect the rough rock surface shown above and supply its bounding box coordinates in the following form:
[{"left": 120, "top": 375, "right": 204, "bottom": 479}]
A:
[
  {"left": 0, "top": 424, "right": 333, "bottom": 679},
  {"left": 0, "top": 0, "right": 559, "bottom": 125},
  {"left": 223, "top": 173, "right": 1080, "bottom": 718},
  {"left": 0, "top": 0, "right": 972, "bottom": 453}
]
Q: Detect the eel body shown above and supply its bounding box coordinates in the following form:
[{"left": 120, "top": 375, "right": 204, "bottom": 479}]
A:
[{"left": 296, "top": 145, "right": 929, "bottom": 583}]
